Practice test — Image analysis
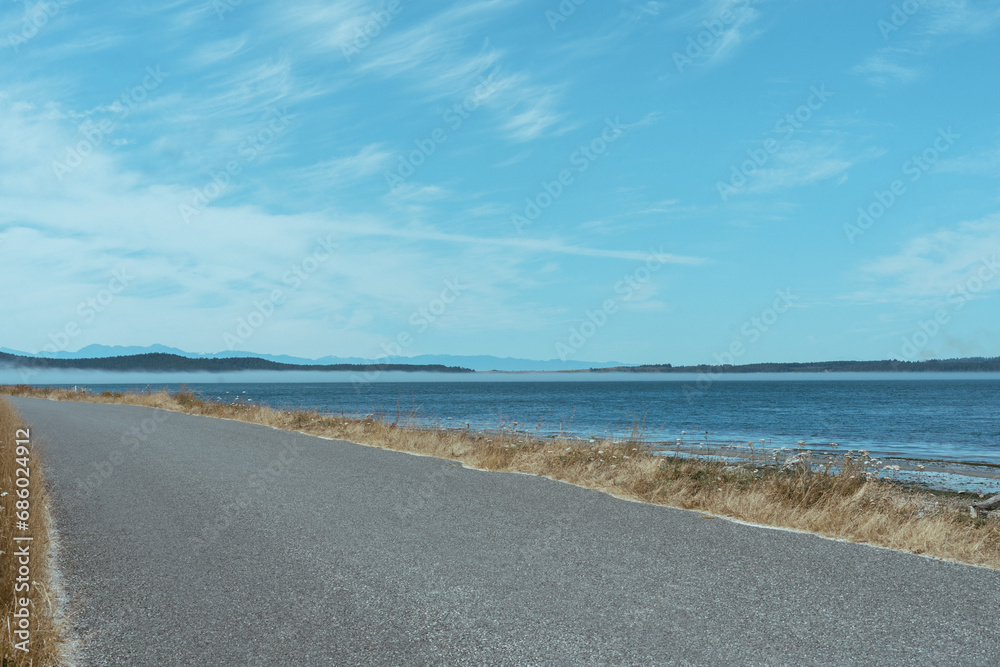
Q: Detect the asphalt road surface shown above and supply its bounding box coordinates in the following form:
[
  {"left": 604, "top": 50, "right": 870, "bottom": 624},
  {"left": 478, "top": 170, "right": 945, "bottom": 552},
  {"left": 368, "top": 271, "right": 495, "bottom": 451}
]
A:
[{"left": 8, "top": 396, "right": 1000, "bottom": 666}]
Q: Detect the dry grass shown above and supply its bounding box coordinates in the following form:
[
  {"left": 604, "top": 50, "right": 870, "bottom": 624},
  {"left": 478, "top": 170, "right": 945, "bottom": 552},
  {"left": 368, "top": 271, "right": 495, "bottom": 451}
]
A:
[
  {"left": 4, "top": 384, "right": 1000, "bottom": 570},
  {"left": 1, "top": 397, "right": 74, "bottom": 666}
]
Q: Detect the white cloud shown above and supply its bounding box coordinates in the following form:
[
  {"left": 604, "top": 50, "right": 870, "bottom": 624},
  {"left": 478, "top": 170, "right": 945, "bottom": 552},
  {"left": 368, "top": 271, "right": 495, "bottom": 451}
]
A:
[
  {"left": 184, "top": 34, "right": 250, "bottom": 69},
  {"left": 851, "top": 50, "right": 921, "bottom": 86},
  {"left": 846, "top": 213, "right": 1000, "bottom": 305},
  {"left": 921, "top": 0, "right": 1000, "bottom": 35},
  {"left": 0, "top": 90, "right": 705, "bottom": 357},
  {"left": 275, "top": 0, "right": 371, "bottom": 55},
  {"left": 935, "top": 144, "right": 1000, "bottom": 176},
  {"left": 294, "top": 144, "right": 394, "bottom": 186},
  {"left": 743, "top": 144, "right": 882, "bottom": 195},
  {"left": 670, "top": 0, "right": 764, "bottom": 69},
  {"left": 272, "top": 0, "right": 568, "bottom": 143},
  {"left": 499, "top": 88, "right": 565, "bottom": 142}
]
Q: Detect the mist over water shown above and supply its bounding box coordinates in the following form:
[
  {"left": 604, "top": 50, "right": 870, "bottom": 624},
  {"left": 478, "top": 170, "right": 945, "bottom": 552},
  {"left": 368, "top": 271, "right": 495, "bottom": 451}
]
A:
[{"left": 27, "top": 373, "right": 1000, "bottom": 464}]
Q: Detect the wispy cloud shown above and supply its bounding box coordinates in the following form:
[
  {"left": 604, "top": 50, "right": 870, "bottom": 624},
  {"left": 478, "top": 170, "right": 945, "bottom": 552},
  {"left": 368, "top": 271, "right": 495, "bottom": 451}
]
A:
[
  {"left": 492, "top": 149, "right": 533, "bottom": 168},
  {"left": 851, "top": 49, "right": 921, "bottom": 86},
  {"left": 273, "top": 0, "right": 371, "bottom": 55},
  {"left": 935, "top": 144, "right": 1000, "bottom": 176},
  {"left": 845, "top": 213, "right": 1000, "bottom": 305},
  {"left": 669, "top": 0, "right": 764, "bottom": 69},
  {"left": 497, "top": 84, "right": 565, "bottom": 142},
  {"left": 743, "top": 143, "right": 882, "bottom": 194},
  {"left": 184, "top": 34, "right": 250, "bottom": 69},
  {"left": 286, "top": 1, "right": 569, "bottom": 143},
  {"left": 921, "top": 0, "right": 1000, "bottom": 35},
  {"left": 294, "top": 144, "right": 394, "bottom": 187}
]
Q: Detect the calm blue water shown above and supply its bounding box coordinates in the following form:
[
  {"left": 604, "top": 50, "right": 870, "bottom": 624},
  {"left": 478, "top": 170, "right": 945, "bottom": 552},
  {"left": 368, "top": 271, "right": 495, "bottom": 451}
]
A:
[{"left": 55, "top": 375, "right": 1000, "bottom": 465}]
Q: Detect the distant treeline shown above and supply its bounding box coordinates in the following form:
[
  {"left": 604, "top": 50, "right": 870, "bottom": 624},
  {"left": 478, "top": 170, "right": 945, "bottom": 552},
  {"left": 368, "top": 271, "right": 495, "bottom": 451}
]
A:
[
  {"left": 592, "top": 357, "right": 1000, "bottom": 373},
  {"left": 0, "top": 352, "right": 474, "bottom": 374}
]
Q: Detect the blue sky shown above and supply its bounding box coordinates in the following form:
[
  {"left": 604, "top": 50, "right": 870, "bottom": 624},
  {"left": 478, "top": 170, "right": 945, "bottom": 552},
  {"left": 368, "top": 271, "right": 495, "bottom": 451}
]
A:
[{"left": 2, "top": 0, "right": 999, "bottom": 365}]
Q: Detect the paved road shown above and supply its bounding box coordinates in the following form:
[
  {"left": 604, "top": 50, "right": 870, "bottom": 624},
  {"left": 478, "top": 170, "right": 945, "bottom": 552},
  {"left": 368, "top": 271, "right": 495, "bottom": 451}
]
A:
[{"left": 9, "top": 396, "right": 1000, "bottom": 666}]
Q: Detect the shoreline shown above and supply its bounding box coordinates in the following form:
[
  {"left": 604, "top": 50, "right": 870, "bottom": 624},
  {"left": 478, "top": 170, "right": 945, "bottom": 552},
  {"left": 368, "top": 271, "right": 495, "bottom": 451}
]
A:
[
  {"left": 5, "top": 384, "right": 1000, "bottom": 570},
  {"left": 16, "top": 382, "right": 1000, "bottom": 495},
  {"left": 422, "top": 428, "right": 1000, "bottom": 496}
]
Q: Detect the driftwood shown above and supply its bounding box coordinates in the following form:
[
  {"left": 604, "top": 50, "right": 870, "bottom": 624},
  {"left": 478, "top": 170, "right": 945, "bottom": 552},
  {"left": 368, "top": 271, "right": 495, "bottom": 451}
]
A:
[{"left": 969, "top": 493, "right": 1000, "bottom": 518}]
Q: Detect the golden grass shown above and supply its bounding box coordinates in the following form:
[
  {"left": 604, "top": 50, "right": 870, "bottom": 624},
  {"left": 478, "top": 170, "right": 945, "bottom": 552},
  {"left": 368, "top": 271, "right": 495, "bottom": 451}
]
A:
[
  {"left": 4, "top": 384, "right": 1000, "bottom": 570},
  {"left": 1, "top": 397, "right": 74, "bottom": 667}
]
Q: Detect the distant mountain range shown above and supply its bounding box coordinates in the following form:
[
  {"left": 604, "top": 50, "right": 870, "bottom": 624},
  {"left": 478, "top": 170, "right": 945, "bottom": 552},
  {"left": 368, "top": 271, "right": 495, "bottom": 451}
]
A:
[
  {"left": 3, "top": 345, "right": 997, "bottom": 375},
  {"left": 0, "top": 345, "right": 624, "bottom": 372}
]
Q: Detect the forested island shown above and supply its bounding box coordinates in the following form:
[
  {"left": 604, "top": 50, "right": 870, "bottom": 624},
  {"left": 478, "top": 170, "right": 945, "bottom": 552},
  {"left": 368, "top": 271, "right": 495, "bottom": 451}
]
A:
[
  {"left": 0, "top": 352, "right": 473, "bottom": 373},
  {"left": 591, "top": 357, "right": 1000, "bottom": 373}
]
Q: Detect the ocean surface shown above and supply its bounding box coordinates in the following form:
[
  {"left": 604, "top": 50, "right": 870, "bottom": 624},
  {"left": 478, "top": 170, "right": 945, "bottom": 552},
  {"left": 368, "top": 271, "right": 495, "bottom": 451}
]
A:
[{"left": 45, "top": 372, "right": 1000, "bottom": 466}]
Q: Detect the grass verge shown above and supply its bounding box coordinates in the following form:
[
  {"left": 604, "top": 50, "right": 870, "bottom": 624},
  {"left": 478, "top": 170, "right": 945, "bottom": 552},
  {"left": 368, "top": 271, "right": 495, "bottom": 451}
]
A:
[
  {"left": 4, "top": 384, "right": 1000, "bottom": 570},
  {"left": 1, "top": 397, "right": 74, "bottom": 666}
]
